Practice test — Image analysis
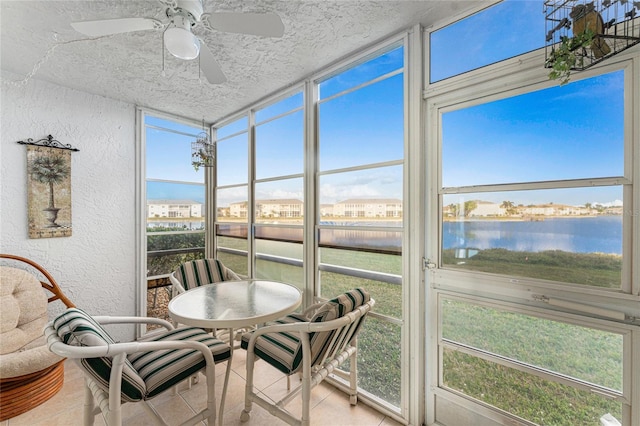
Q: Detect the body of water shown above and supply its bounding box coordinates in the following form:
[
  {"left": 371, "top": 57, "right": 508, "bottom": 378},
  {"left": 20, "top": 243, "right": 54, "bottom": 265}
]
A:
[
  {"left": 221, "top": 216, "right": 623, "bottom": 256},
  {"left": 443, "top": 216, "right": 623, "bottom": 255}
]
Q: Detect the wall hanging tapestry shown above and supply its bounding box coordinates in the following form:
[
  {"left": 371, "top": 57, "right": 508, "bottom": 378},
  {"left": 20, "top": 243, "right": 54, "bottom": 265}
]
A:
[{"left": 18, "top": 135, "right": 79, "bottom": 239}]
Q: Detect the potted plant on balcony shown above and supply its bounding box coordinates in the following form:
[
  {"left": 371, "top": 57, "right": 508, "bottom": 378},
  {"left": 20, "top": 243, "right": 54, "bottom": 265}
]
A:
[
  {"left": 546, "top": 3, "right": 611, "bottom": 85},
  {"left": 546, "top": 29, "right": 594, "bottom": 84}
]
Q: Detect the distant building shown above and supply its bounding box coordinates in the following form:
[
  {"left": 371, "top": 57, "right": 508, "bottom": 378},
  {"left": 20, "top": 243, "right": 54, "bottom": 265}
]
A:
[
  {"left": 229, "top": 201, "right": 248, "bottom": 218},
  {"left": 468, "top": 201, "right": 506, "bottom": 217},
  {"left": 333, "top": 199, "right": 402, "bottom": 218},
  {"left": 229, "top": 199, "right": 303, "bottom": 218},
  {"left": 227, "top": 198, "right": 403, "bottom": 218},
  {"left": 147, "top": 199, "right": 202, "bottom": 218},
  {"left": 256, "top": 199, "right": 303, "bottom": 218},
  {"left": 320, "top": 204, "right": 334, "bottom": 217},
  {"left": 520, "top": 203, "right": 591, "bottom": 216}
]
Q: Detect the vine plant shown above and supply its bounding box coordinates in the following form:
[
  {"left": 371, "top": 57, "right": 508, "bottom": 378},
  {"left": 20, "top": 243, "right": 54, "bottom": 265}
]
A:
[{"left": 546, "top": 28, "right": 595, "bottom": 85}]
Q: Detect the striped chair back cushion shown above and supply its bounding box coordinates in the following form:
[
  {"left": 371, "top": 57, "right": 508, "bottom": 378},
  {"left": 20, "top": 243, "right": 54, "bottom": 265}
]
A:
[
  {"left": 175, "top": 259, "right": 239, "bottom": 290},
  {"left": 240, "top": 288, "right": 371, "bottom": 375},
  {"left": 307, "top": 288, "right": 370, "bottom": 365},
  {"left": 52, "top": 308, "right": 146, "bottom": 402}
]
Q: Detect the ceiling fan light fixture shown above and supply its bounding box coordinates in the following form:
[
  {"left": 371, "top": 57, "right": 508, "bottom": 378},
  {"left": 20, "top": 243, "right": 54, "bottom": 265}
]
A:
[{"left": 164, "top": 15, "right": 200, "bottom": 60}]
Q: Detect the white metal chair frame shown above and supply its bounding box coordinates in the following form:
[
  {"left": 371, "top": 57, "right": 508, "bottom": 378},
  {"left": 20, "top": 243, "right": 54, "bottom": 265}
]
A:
[
  {"left": 45, "top": 316, "right": 232, "bottom": 426},
  {"left": 240, "top": 298, "right": 375, "bottom": 426}
]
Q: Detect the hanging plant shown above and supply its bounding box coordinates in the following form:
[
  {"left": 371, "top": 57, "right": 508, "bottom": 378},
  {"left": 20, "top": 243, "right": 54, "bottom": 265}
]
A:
[
  {"left": 191, "top": 148, "right": 214, "bottom": 171},
  {"left": 191, "top": 130, "right": 214, "bottom": 171},
  {"left": 546, "top": 28, "right": 595, "bottom": 85}
]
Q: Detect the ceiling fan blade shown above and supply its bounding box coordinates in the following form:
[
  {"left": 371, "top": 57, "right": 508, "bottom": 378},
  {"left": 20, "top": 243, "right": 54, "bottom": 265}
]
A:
[
  {"left": 198, "top": 41, "right": 226, "bottom": 84},
  {"left": 206, "top": 12, "right": 284, "bottom": 37},
  {"left": 71, "top": 18, "right": 160, "bottom": 37}
]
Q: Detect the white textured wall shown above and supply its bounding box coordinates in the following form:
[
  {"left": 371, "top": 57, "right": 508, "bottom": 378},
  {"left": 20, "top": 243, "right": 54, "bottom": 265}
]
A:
[{"left": 1, "top": 72, "right": 137, "bottom": 339}]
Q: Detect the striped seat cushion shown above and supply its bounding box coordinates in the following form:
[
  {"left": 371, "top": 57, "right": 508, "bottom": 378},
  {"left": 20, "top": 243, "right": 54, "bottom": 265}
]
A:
[
  {"left": 241, "top": 288, "right": 370, "bottom": 375},
  {"left": 175, "top": 259, "right": 240, "bottom": 290},
  {"left": 241, "top": 313, "right": 309, "bottom": 374},
  {"left": 129, "top": 327, "right": 231, "bottom": 398},
  {"left": 53, "top": 308, "right": 146, "bottom": 402}
]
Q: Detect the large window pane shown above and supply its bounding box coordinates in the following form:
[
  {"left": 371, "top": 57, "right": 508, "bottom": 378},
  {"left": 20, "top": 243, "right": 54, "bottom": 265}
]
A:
[
  {"left": 255, "top": 178, "right": 303, "bottom": 224},
  {"left": 216, "top": 224, "right": 248, "bottom": 276},
  {"left": 216, "top": 133, "right": 248, "bottom": 186},
  {"left": 147, "top": 182, "right": 205, "bottom": 215},
  {"left": 319, "top": 46, "right": 403, "bottom": 99},
  {"left": 256, "top": 110, "right": 303, "bottom": 179},
  {"left": 146, "top": 126, "right": 203, "bottom": 181},
  {"left": 357, "top": 317, "right": 401, "bottom": 406},
  {"left": 216, "top": 251, "right": 247, "bottom": 276},
  {"left": 442, "top": 348, "right": 622, "bottom": 425},
  {"left": 256, "top": 261, "right": 303, "bottom": 289},
  {"left": 442, "top": 72, "right": 624, "bottom": 187},
  {"left": 147, "top": 233, "right": 205, "bottom": 276},
  {"left": 144, "top": 115, "right": 206, "bottom": 324},
  {"left": 442, "top": 299, "right": 624, "bottom": 392},
  {"left": 319, "top": 271, "right": 400, "bottom": 320},
  {"left": 256, "top": 92, "right": 303, "bottom": 123},
  {"left": 319, "top": 166, "right": 403, "bottom": 225},
  {"left": 216, "top": 186, "right": 248, "bottom": 222},
  {"left": 256, "top": 226, "right": 303, "bottom": 256},
  {"left": 216, "top": 116, "right": 247, "bottom": 139},
  {"left": 319, "top": 230, "right": 402, "bottom": 262},
  {"left": 319, "top": 75, "right": 404, "bottom": 170},
  {"left": 442, "top": 187, "right": 623, "bottom": 288},
  {"left": 430, "top": 0, "right": 544, "bottom": 83}
]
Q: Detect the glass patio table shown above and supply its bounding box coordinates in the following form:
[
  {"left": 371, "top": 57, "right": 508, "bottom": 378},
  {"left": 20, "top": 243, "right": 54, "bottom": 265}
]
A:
[{"left": 168, "top": 279, "right": 302, "bottom": 347}]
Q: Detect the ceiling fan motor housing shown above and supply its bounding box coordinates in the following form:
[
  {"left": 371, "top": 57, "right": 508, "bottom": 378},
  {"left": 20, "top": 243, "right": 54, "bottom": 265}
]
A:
[{"left": 169, "top": 0, "right": 204, "bottom": 24}]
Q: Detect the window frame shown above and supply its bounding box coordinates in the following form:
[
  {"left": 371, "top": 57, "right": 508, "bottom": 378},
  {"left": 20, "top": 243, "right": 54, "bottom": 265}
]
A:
[
  {"left": 211, "top": 34, "right": 415, "bottom": 423},
  {"left": 425, "top": 28, "right": 640, "bottom": 426},
  {"left": 135, "top": 107, "right": 208, "bottom": 335}
]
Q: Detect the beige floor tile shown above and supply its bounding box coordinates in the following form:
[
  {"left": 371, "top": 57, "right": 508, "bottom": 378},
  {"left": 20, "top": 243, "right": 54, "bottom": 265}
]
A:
[
  {"left": 4, "top": 350, "right": 399, "bottom": 426},
  {"left": 310, "top": 390, "right": 386, "bottom": 426},
  {"left": 221, "top": 399, "right": 290, "bottom": 426}
]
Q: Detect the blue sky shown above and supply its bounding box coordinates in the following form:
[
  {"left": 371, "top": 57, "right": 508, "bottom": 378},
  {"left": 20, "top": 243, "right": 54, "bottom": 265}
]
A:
[{"left": 147, "top": 0, "right": 627, "bottom": 208}]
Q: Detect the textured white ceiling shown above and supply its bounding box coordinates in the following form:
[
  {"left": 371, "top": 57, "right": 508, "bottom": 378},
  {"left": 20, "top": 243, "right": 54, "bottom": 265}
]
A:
[{"left": 1, "top": 1, "right": 481, "bottom": 123}]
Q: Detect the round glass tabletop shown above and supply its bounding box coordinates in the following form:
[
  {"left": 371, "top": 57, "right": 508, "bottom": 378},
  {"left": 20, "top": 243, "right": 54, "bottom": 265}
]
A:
[{"left": 168, "top": 279, "right": 302, "bottom": 329}]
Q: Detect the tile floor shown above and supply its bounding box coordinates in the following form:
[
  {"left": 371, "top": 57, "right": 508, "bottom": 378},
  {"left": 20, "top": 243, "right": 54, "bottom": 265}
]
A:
[{"left": 3, "top": 349, "right": 402, "bottom": 426}]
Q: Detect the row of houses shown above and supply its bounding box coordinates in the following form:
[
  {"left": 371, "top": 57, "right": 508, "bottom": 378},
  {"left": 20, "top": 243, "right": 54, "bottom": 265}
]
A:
[
  {"left": 148, "top": 198, "right": 404, "bottom": 219},
  {"left": 443, "top": 200, "right": 623, "bottom": 218},
  {"left": 147, "top": 200, "right": 203, "bottom": 218},
  {"left": 149, "top": 198, "right": 622, "bottom": 220},
  {"left": 226, "top": 198, "right": 403, "bottom": 218}
]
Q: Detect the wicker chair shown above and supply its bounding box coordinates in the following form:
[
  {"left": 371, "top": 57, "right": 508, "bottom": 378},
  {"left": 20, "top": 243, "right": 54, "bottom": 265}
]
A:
[
  {"left": 0, "top": 254, "right": 75, "bottom": 421},
  {"left": 240, "top": 288, "right": 375, "bottom": 426}
]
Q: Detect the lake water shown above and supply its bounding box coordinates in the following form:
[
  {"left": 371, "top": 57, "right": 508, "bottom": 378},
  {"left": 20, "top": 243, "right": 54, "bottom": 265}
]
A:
[
  {"left": 220, "top": 216, "right": 623, "bottom": 256},
  {"left": 443, "top": 216, "right": 623, "bottom": 255}
]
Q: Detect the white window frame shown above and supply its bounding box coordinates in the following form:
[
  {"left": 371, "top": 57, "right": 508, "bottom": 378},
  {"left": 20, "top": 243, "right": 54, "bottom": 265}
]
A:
[
  {"left": 424, "top": 30, "right": 640, "bottom": 426},
  {"left": 135, "top": 107, "right": 208, "bottom": 336},
  {"left": 211, "top": 32, "right": 421, "bottom": 425}
]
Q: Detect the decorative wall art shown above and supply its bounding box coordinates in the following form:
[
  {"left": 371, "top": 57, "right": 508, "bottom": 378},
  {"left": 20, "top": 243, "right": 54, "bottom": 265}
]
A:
[{"left": 17, "top": 135, "right": 79, "bottom": 239}]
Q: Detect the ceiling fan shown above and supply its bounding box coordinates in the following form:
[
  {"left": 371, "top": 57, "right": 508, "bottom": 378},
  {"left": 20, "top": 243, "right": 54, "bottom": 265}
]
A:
[{"left": 69, "top": 0, "right": 285, "bottom": 84}]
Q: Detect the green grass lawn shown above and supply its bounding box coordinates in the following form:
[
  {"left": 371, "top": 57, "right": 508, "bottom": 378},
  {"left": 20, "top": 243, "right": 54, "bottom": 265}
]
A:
[{"left": 211, "top": 238, "right": 625, "bottom": 424}]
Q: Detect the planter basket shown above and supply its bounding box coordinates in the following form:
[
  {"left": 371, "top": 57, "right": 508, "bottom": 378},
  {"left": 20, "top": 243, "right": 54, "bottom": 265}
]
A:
[{"left": 545, "top": 0, "right": 640, "bottom": 72}]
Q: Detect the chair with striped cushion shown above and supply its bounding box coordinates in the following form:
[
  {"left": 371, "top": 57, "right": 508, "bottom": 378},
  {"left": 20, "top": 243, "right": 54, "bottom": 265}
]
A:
[
  {"left": 45, "top": 307, "right": 232, "bottom": 426},
  {"left": 170, "top": 258, "right": 248, "bottom": 346},
  {"left": 240, "top": 288, "right": 375, "bottom": 426},
  {"left": 169, "top": 258, "right": 240, "bottom": 296}
]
